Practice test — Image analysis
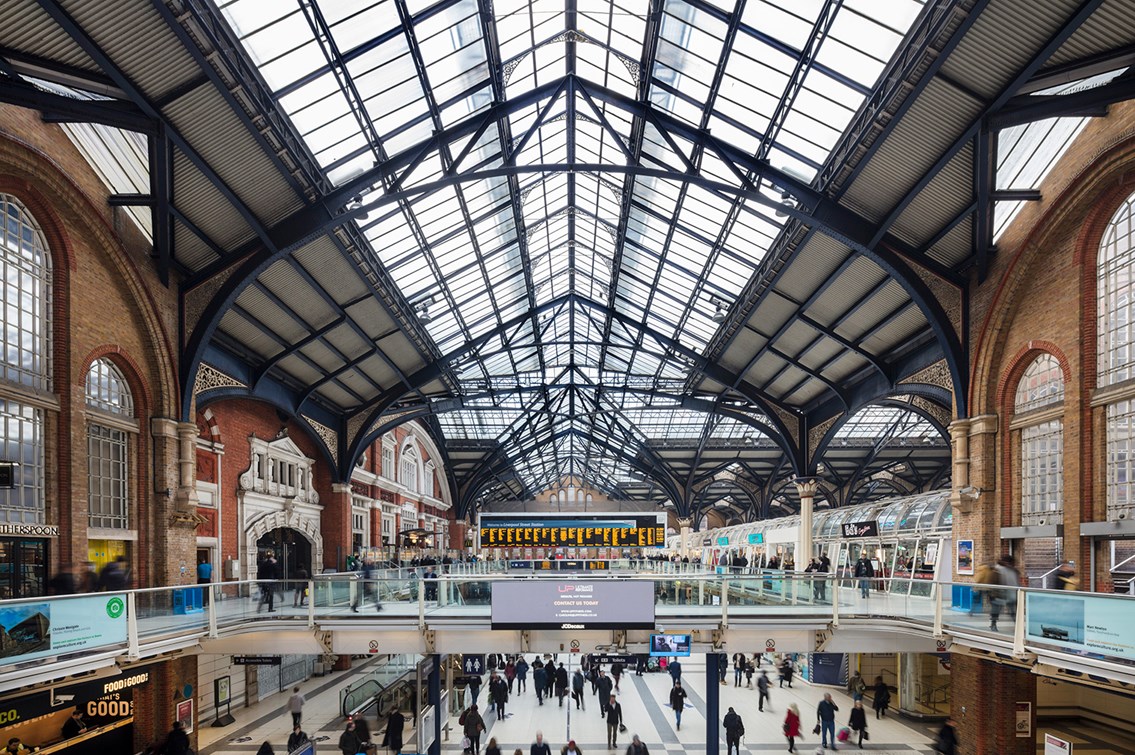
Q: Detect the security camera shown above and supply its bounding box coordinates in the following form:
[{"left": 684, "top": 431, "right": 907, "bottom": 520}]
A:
[{"left": 957, "top": 486, "right": 980, "bottom": 501}]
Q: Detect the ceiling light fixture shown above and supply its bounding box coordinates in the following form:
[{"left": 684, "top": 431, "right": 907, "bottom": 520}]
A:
[
  {"left": 710, "top": 296, "right": 728, "bottom": 324},
  {"left": 346, "top": 195, "right": 368, "bottom": 220}
]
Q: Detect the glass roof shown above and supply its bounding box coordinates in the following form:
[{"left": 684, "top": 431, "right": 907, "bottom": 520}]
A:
[
  {"left": 218, "top": 0, "right": 928, "bottom": 497},
  {"left": 831, "top": 404, "right": 943, "bottom": 443}
]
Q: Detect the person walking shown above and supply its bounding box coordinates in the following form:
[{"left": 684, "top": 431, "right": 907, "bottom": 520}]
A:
[
  {"left": 163, "top": 721, "right": 191, "bottom": 755},
  {"left": 257, "top": 743, "right": 275, "bottom": 755},
  {"left": 257, "top": 552, "right": 278, "bottom": 613},
  {"left": 469, "top": 674, "right": 483, "bottom": 707},
  {"left": 605, "top": 694, "right": 623, "bottom": 749},
  {"left": 757, "top": 669, "right": 771, "bottom": 711},
  {"left": 669, "top": 680, "right": 687, "bottom": 731},
  {"left": 486, "top": 737, "right": 501, "bottom": 755},
  {"left": 935, "top": 718, "right": 959, "bottom": 755},
  {"left": 783, "top": 704, "right": 801, "bottom": 753},
  {"left": 534, "top": 664, "right": 547, "bottom": 706},
  {"left": 723, "top": 707, "right": 744, "bottom": 755},
  {"left": 597, "top": 670, "right": 614, "bottom": 717},
  {"left": 872, "top": 676, "right": 890, "bottom": 719},
  {"left": 572, "top": 668, "right": 586, "bottom": 711},
  {"left": 287, "top": 686, "right": 305, "bottom": 727},
  {"left": 461, "top": 705, "right": 485, "bottom": 755},
  {"left": 733, "top": 653, "right": 745, "bottom": 686},
  {"left": 196, "top": 557, "right": 212, "bottom": 585},
  {"left": 288, "top": 724, "right": 311, "bottom": 754},
  {"left": 848, "top": 700, "right": 868, "bottom": 748},
  {"left": 1054, "top": 560, "right": 1078, "bottom": 590},
  {"left": 555, "top": 663, "right": 569, "bottom": 707},
  {"left": 848, "top": 672, "right": 866, "bottom": 702},
  {"left": 338, "top": 719, "right": 367, "bottom": 755},
  {"left": 516, "top": 656, "right": 530, "bottom": 694},
  {"left": 531, "top": 731, "right": 551, "bottom": 755},
  {"left": 99, "top": 555, "right": 131, "bottom": 592},
  {"left": 611, "top": 660, "right": 624, "bottom": 691},
  {"left": 817, "top": 554, "right": 831, "bottom": 601},
  {"left": 667, "top": 658, "right": 682, "bottom": 684},
  {"left": 779, "top": 658, "right": 794, "bottom": 688},
  {"left": 292, "top": 564, "right": 309, "bottom": 607},
  {"left": 505, "top": 659, "right": 517, "bottom": 694},
  {"left": 854, "top": 554, "right": 874, "bottom": 599},
  {"left": 490, "top": 673, "right": 509, "bottom": 719},
  {"left": 990, "top": 555, "right": 1021, "bottom": 631},
  {"left": 561, "top": 739, "right": 581, "bottom": 755},
  {"left": 625, "top": 735, "right": 648, "bottom": 755},
  {"left": 381, "top": 708, "right": 405, "bottom": 755},
  {"left": 817, "top": 693, "right": 839, "bottom": 751}
]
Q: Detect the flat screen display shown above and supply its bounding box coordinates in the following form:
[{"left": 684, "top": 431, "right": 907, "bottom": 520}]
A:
[
  {"left": 491, "top": 580, "right": 655, "bottom": 630},
  {"left": 649, "top": 634, "right": 691, "bottom": 657},
  {"left": 478, "top": 514, "right": 666, "bottom": 548}
]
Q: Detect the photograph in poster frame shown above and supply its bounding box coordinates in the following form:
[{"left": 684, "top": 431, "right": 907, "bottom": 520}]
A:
[
  {"left": 956, "top": 539, "right": 974, "bottom": 576},
  {"left": 1025, "top": 593, "right": 1133, "bottom": 661}
]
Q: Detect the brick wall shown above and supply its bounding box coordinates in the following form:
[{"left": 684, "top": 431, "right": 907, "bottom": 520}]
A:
[{"left": 0, "top": 104, "right": 183, "bottom": 588}]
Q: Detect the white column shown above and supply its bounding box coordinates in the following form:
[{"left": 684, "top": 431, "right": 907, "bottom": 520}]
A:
[
  {"left": 948, "top": 418, "right": 972, "bottom": 511},
  {"left": 794, "top": 478, "right": 819, "bottom": 572}
]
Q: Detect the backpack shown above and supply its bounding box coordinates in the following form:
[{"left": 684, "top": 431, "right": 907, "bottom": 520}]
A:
[{"left": 459, "top": 709, "right": 467, "bottom": 726}]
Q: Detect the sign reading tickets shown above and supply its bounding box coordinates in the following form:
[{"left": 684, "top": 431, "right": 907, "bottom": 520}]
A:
[
  {"left": 1025, "top": 592, "right": 1135, "bottom": 661},
  {"left": 478, "top": 514, "right": 666, "bottom": 548},
  {"left": 0, "top": 594, "right": 127, "bottom": 664},
  {"left": 491, "top": 580, "right": 655, "bottom": 630}
]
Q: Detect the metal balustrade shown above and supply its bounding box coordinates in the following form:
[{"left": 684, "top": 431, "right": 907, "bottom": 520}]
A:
[{"left": 1, "top": 571, "right": 1132, "bottom": 691}]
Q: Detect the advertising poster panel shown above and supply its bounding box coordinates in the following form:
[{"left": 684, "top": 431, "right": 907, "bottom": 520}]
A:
[
  {"left": 491, "top": 580, "right": 655, "bottom": 629},
  {"left": 0, "top": 594, "right": 127, "bottom": 664},
  {"left": 1025, "top": 593, "right": 1135, "bottom": 661}
]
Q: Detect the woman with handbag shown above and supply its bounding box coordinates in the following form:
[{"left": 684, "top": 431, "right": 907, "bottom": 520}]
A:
[
  {"left": 848, "top": 701, "right": 868, "bottom": 748},
  {"left": 783, "top": 703, "right": 801, "bottom": 753}
]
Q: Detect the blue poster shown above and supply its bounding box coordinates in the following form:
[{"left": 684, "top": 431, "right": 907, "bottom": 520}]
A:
[
  {"left": 1025, "top": 592, "right": 1135, "bottom": 661},
  {"left": 0, "top": 594, "right": 127, "bottom": 665}
]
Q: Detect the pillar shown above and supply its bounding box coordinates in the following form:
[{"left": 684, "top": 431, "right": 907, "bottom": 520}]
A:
[
  {"left": 952, "top": 654, "right": 1035, "bottom": 755},
  {"left": 324, "top": 484, "right": 353, "bottom": 571},
  {"left": 176, "top": 421, "right": 201, "bottom": 508},
  {"left": 794, "top": 478, "right": 819, "bottom": 572},
  {"left": 677, "top": 517, "right": 692, "bottom": 558},
  {"left": 705, "top": 653, "right": 720, "bottom": 755},
  {"left": 429, "top": 654, "right": 442, "bottom": 755}
]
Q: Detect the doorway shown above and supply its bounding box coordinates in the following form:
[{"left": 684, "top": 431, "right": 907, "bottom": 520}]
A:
[{"left": 256, "top": 528, "right": 312, "bottom": 579}]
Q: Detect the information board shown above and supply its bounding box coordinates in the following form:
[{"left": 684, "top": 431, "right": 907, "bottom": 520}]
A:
[
  {"left": 0, "top": 594, "right": 127, "bottom": 664},
  {"left": 478, "top": 514, "right": 666, "bottom": 548},
  {"left": 491, "top": 580, "right": 655, "bottom": 629},
  {"left": 1025, "top": 592, "right": 1135, "bottom": 661}
]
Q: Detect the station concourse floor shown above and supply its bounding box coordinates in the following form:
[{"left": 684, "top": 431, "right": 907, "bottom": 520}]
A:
[{"left": 193, "top": 656, "right": 1135, "bottom": 755}]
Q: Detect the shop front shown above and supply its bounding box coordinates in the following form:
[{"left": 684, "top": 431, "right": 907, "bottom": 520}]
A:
[{"left": 0, "top": 524, "right": 57, "bottom": 598}]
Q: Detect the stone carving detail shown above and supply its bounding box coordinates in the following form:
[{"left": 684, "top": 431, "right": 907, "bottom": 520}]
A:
[
  {"left": 193, "top": 363, "right": 246, "bottom": 396},
  {"left": 808, "top": 415, "right": 840, "bottom": 459},
  {"left": 768, "top": 405, "right": 800, "bottom": 447},
  {"left": 247, "top": 510, "right": 323, "bottom": 578},
  {"left": 910, "top": 395, "right": 952, "bottom": 430},
  {"left": 305, "top": 417, "right": 339, "bottom": 468},
  {"left": 346, "top": 412, "right": 370, "bottom": 448},
  {"left": 899, "top": 359, "right": 953, "bottom": 392},
  {"left": 239, "top": 432, "right": 321, "bottom": 505},
  {"left": 368, "top": 408, "right": 420, "bottom": 438},
  {"left": 182, "top": 265, "right": 236, "bottom": 344}
]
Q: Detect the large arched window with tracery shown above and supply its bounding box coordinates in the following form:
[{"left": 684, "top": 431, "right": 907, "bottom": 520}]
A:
[
  {"left": 1100, "top": 191, "right": 1135, "bottom": 517},
  {"left": 1014, "top": 354, "right": 1064, "bottom": 524},
  {"left": 0, "top": 195, "right": 50, "bottom": 526},
  {"left": 86, "top": 359, "right": 135, "bottom": 529}
]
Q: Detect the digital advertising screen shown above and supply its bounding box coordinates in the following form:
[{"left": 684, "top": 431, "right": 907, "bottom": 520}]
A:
[
  {"left": 649, "top": 634, "right": 691, "bottom": 657},
  {"left": 491, "top": 580, "right": 655, "bottom": 630}
]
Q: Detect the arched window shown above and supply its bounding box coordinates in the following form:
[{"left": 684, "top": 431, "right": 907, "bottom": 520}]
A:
[
  {"left": 0, "top": 195, "right": 50, "bottom": 526},
  {"left": 400, "top": 444, "right": 420, "bottom": 494},
  {"left": 1014, "top": 354, "right": 1064, "bottom": 524},
  {"left": 1100, "top": 192, "right": 1135, "bottom": 517},
  {"left": 86, "top": 359, "right": 134, "bottom": 529}
]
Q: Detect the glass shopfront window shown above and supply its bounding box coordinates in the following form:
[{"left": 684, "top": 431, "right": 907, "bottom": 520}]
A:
[{"left": 0, "top": 538, "right": 47, "bottom": 599}]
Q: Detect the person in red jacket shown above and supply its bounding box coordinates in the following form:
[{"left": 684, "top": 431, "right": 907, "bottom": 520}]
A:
[{"left": 783, "top": 703, "right": 801, "bottom": 753}]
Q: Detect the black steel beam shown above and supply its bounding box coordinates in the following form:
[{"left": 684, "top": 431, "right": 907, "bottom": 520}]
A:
[
  {"left": 0, "top": 75, "right": 153, "bottom": 132},
  {"left": 991, "top": 72, "right": 1135, "bottom": 129}
]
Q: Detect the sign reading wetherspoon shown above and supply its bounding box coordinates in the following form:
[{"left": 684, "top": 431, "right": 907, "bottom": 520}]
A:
[{"left": 478, "top": 513, "right": 666, "bottom": 548}]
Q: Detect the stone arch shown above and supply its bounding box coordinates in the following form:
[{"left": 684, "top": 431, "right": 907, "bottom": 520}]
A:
[{"left": 245, "top": 510, "right": 324, "bottom": 578}]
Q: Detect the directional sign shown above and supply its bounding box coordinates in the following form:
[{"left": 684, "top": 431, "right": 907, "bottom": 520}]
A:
[
  {"left": 462, "top": 654, "right": 486, "bottom": 674},
  {"left": 233, "top": 656, "right": 281, "bottom": 666}
]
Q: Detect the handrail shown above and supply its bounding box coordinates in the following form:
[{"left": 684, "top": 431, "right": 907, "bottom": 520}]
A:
[
  {"left": 1110, "top": 553, "right": 1135, "bottom": 573},
  {"left": 1028, "top": 565, "right": 1063, "bottom": 587},
  {"left": 3, "top": 575, "right": 1134, "bottom": 686}
]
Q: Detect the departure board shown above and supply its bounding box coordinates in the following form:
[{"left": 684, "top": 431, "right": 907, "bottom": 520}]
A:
[{"left": 478, "top": 514, "right": 667, "bottom": 548}]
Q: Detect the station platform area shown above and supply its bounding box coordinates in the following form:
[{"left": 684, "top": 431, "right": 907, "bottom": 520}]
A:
[{"left": 194, "top": 655, "right": 1134, "bottom": 755}]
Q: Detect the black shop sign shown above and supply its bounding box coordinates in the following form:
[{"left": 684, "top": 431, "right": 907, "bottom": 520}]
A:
[{"left": 841, "top": 521, "right": 879, "bottom": 538}]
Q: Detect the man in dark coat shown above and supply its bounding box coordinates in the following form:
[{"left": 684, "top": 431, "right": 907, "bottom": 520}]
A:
[
  {"left": 757, "top": 669, "right": 771, "bottom": 711},
  {"left": 381, "top": 709, "right": 405, "bottom": 755},
  {"left": 669, "top": 680, "right": 687, "bottom": 730},
  {"left": 723, "top": 707, "right": 744, "bottom": 755},
  {"left": 854, "top": 554, "right": 874, "bottom": 598},
  {"left": 533, "top": 664, "right": 548, "bottom": 706},
  {"left": 572, "top": 668, "right": 586, "bottom": 711},
  {"left": 935, "top": 718, "right": 959, "bottom": 755},
  {"left": 164, "top": 721, "right": 191, "bottom": 755},
  {"left": 554, "top": 663, "right": 569, "bottom": 707},
  {"left": 489, "top": 673, "right": 508, "bottom": 719},
  {"left": 596, "top": 671, "right": 614, "bottom": 717},
  {"left": 604, "top": 694, "right": 623, "bottom": 749}
]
